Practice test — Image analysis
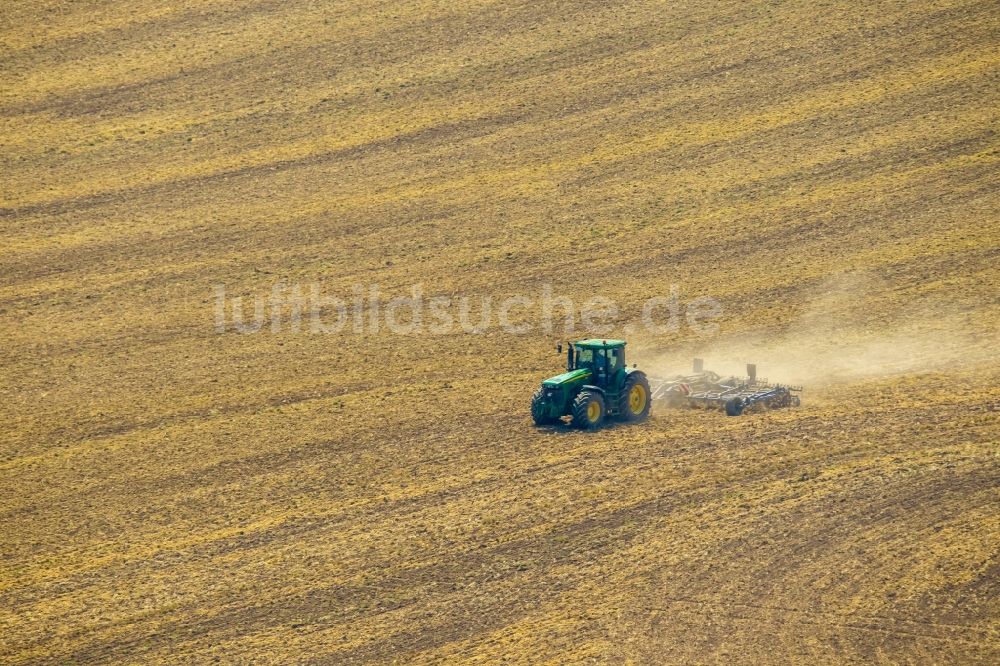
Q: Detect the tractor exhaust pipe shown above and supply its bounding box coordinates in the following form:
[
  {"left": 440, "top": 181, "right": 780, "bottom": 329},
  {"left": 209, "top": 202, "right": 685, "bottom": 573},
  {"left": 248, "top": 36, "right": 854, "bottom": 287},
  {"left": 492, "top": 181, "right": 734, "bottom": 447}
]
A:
[{"left": 747, "top": 363, "right": 757, "bottom": 384}]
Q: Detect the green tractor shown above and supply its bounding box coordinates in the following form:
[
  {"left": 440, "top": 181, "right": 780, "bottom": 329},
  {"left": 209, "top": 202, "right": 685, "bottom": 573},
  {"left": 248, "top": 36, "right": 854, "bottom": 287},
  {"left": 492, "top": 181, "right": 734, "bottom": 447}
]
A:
[{"left": 530, "top": 339, "right": 651, "bottom": 429}]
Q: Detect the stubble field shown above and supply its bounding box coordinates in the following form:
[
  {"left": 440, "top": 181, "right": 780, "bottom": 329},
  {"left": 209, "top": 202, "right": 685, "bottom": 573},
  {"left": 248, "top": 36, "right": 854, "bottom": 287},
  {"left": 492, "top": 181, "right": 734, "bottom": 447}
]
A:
[{"left": 2, "top": 0, "right": 999, "bottom": 662}]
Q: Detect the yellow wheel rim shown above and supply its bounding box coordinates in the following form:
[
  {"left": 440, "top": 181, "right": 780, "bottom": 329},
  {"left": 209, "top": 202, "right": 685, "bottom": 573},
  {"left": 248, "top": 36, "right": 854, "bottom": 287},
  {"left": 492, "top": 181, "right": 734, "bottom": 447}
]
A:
[
  {"left": 629, "top": 384, "right": 647, "bottom": 413},
  {"left": 587, "top": 400, "right": 601, "bottom": 421}
]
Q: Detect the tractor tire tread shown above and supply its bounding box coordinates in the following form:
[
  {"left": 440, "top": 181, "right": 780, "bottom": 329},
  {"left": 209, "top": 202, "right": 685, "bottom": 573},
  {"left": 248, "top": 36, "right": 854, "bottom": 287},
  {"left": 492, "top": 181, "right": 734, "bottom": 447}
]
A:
[
  {"left": 619, "top": 372, "right": 652, "bottom": 422},
  {"left": 571, "top": 390, "right": 605, "bottom": 430}
]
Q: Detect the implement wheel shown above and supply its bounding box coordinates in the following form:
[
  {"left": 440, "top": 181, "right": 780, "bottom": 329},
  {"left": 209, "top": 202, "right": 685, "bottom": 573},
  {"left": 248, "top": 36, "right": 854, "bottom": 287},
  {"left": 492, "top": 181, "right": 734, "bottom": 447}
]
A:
[
  {"left": 572, "top": 390, "right": 606, "bottom": 430},
  {"left": 725, "top": 397, "right": 745, "bottom": 416},
  {"left": 530, "top": 388, "right": 559, "bottom": 425},
  {"left": 619, "top": 373, "right": 651, "bottom": 422}
]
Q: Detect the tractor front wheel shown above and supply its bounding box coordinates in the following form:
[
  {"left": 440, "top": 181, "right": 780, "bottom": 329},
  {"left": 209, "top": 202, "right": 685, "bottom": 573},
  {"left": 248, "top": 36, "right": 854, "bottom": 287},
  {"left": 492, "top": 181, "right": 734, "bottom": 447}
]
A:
[
  {"left": 619, "top": 373, "right": 651, "bottom": 422},
  {"left": 572, "top": 390, "right": 606, "bottom": 430},
  {"left": 530, "top": 388, "right": 559, "bottom": 425}
]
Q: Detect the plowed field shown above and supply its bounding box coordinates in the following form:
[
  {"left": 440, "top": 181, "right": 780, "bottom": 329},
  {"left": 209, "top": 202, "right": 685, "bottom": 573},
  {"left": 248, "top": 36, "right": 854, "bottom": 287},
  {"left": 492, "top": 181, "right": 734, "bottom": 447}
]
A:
[{"left": 2, "top": 0, "right": 998, "bottom": 662}]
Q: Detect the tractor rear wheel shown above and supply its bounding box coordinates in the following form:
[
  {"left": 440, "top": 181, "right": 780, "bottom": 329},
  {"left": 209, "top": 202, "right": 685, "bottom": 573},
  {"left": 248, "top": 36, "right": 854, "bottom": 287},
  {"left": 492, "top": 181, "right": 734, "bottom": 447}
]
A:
[
  {"left": 530, "top": 388, "right": 558, "bottom": 425},
  {"left": 619, "top": 373, "right": 651, "bottom": 422},
  {"left": 572, "top": 390, "right": 605, "bottom": 430}
]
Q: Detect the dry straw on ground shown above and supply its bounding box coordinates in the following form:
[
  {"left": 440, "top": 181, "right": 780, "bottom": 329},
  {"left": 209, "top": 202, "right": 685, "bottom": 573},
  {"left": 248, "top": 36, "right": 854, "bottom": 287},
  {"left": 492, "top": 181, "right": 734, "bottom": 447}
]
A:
[{"left": 1, "top": 0, "right": 998, "bottom": 662}]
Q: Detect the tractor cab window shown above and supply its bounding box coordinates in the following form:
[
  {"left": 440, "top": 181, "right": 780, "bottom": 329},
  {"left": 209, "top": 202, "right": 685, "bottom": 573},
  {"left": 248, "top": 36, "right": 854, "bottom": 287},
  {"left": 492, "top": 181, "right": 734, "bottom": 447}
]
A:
[
  {"left": 574, "top": 348, "right": 593, "bottom": 368},
  {"left": 595, "top": 349, "right": 608, "bottom": 371},
  {"left": 610, "top": 347, "right": 624, "bottom": 372}
]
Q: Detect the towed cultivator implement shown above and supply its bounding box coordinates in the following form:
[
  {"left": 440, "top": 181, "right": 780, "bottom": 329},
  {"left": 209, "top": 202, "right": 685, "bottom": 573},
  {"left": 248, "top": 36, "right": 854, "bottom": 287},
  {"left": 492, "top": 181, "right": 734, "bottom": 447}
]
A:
[{"left": 649, "top": 359, "right": 801, "bottom": 416}]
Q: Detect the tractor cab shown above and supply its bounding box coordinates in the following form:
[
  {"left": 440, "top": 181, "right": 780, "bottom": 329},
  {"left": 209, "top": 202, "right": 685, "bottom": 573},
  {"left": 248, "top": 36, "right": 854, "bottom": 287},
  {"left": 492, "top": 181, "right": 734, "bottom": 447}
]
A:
[{"left": 569, "top": 339, "right": 625, "bottom": 388}]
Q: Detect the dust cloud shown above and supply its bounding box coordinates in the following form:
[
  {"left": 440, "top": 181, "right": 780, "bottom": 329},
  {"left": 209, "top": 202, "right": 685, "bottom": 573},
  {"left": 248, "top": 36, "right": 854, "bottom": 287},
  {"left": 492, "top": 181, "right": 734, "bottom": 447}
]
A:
[{"left": 640, "top": 272, "right": 996, "bottom": 387}]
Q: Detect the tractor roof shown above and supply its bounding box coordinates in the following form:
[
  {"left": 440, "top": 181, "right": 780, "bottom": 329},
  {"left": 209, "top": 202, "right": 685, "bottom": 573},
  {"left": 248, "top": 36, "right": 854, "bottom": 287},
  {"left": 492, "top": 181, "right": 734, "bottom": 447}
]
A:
[{"left": 573, "top": 338, "right": 626, "bottom": 349}]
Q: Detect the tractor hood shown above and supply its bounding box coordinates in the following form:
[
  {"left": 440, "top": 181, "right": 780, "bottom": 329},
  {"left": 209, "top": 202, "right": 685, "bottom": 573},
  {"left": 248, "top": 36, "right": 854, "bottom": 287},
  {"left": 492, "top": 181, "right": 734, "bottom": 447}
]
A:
[{"left": 541, "top": 368, "right": 592, "bottom": 387}]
